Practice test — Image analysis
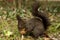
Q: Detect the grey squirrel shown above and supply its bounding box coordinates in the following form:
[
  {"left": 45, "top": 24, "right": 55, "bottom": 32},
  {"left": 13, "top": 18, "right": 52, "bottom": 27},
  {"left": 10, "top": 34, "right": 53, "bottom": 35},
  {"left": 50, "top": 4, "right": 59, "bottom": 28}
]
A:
[{"left": 16, "top": 1, "right": 51, "bottom": 38}]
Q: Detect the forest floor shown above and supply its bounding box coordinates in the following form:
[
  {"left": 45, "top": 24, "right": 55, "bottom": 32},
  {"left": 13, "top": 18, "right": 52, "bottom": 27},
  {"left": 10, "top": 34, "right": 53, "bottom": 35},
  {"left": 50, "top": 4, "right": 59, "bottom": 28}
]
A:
[{"left": 0, "top": 7, "right": 60, "bottom": 40}]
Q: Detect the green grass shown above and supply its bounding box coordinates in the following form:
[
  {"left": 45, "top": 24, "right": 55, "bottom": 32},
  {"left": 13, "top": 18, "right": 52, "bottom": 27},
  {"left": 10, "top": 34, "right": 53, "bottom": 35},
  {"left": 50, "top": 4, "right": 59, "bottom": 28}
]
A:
[{"left": 0, "top": 7, "right": 60, "bottom": 40}]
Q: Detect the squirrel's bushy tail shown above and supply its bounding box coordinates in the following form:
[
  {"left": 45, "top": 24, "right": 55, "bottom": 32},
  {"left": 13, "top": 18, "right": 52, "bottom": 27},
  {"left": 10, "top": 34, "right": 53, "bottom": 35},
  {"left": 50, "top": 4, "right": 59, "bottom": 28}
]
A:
[{"left": 32, "top": 1, "right": 51, "bottom": 30}]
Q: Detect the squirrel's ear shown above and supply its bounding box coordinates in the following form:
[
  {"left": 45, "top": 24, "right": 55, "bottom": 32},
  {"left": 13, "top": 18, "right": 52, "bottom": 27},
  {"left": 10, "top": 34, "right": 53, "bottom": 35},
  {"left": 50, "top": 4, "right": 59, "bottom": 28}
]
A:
[
  {"left": 16, "top": 15, "right": 22, "bottom": 20},
  {"left": 16, "top": 15, "right": 25, "bottom": 23}
]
